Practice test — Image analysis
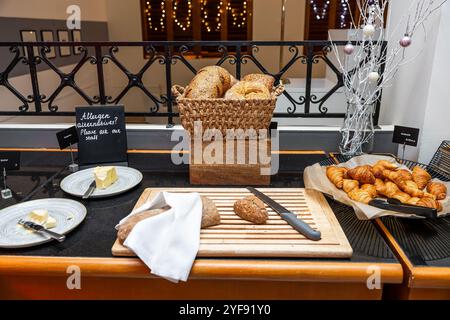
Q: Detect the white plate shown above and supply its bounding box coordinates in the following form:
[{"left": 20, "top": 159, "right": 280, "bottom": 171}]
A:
[
  {"left": 0, "top": 198, "right": 87, "bottom": 248},
  {"left": 60, "top": 166, "right": 143, "bottom": 198}
]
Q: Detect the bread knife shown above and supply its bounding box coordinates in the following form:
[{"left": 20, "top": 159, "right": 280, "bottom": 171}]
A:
[{"left": 246, "top": 187, "right": 322, "bottom": 241}]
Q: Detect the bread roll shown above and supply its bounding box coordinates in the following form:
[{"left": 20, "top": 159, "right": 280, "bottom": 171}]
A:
[
  {"left": 233, "top": 195, "right": 268, "bottom": 224},
  {"left": 242, "top": 74, "right": 275, "bottom": 90},
  {"left": 200, "top": 196, "right": 221, "bottom": 228},
  {"left": 224, "top": 81, "right": 271, "bottom": 100},
  {"left": 184, "top": 66, "right": 233, "bottom": 99}
]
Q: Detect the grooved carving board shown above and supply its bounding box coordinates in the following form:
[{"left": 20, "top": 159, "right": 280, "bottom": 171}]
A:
[{"left": 112, "top": 188, "right": 353, "bottom": 258}]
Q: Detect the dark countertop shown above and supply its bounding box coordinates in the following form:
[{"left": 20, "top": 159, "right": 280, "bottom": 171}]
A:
[{"left": 0, "top": 151, "right": 398, "bottom": 264}]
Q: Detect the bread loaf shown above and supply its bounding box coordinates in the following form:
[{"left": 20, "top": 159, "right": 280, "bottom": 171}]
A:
[
  {"left": 242, "top": 74, "right": 275, "bottom": 91},
  {"left": 184, "top": 66, "right": 233, "bottom": 99},
  {"left": 224, "top": 81, "right": 271, "bottom": 100},
  {"left": 233, "top": 195, "right": 268, "bottom": 224},
  {"left": 118, "top": 206, "right": 171, "bottom": 244}
]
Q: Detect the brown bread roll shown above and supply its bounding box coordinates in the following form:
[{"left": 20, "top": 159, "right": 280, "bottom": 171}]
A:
[
  {"left": 233, "top": 195, "right": 268, "bottom": 224},
  {"left": 184, "top": 66, "right": 233, "bottom": 99},
  {"left": 224, "top": 81, "right": 271, "bottom": 100},
  {"left": 242, "top": 74, "right": 275, "bottom": 90}
]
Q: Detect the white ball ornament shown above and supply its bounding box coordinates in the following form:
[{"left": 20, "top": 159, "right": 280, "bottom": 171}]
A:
[
  {"left": 399, "top": 36, "right": 412, "bottom": 48},
  {"left": 344, "top": 43, "right": 355, "bottom": 55},
  {"left": 368, "top": 72, "right": 380, "bottom": 82},
  {"left": 363, "top": 24, "right": 376, "bottom": 37}
]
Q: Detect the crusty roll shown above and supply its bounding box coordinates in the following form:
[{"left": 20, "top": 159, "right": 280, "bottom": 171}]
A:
[
  {"left": 224, "top": 81, "right": 271, "bottom": 100},
  {"left": 347, "top": 165, "right": 375, "bottom": 184},
  {"left": 427, "top": 181, "right": 447, "bottom": 200},
  {"left": 242, "top": 74, "right": 275, "bottom": 91},
  {"left": 412, "top": 166, "right": 431, "bottom": 190},
  {"left": 184, "top": 66, "right": 233, "bottom": 99},
  {"left": 326, "top": 166, "right": 348, "bottom": 189}
]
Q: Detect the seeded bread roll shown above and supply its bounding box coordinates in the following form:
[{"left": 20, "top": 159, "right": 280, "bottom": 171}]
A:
[
  {"left": 242, "top": 74, "right": 275, "bottom": 91},
  {"left": 224, "top": 81, "right": 271, "bottom": 100},
  {"left": 184, "top": 66, "right": 233, "bottom": 99},
  {"left": 233, "top": 195, "right": 268, "bottom": 224}
]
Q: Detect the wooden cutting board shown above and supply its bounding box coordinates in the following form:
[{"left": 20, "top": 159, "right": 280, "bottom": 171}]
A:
[{"left": 112, "top": 188, "right": 353, "bottom": 258}]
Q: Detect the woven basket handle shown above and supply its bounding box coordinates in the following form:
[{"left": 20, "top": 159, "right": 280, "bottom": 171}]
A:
[
  {"left": 171, "top": 85, "right": 185, "bottom": 102},
  {"left": 271, "top": 84, "right": 285, "bottom": 98}
]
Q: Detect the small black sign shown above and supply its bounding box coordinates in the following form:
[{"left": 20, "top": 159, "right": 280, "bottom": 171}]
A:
[
  {"left": 56, "top": 126, "right": 79, "bottom": 150},
  {"left": 0, "top": 151, "right": 20, "bottom": 170},
  {"left": 75, "top": 105, "right": 128, "bottom": 165},
  {"left": 392, "top": 125, "right": 420, "bottom": 147}
]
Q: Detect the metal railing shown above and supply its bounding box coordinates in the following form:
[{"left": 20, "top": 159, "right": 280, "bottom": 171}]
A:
[{"left": 0, "top": 40, "right": 386, "bottom": 126}]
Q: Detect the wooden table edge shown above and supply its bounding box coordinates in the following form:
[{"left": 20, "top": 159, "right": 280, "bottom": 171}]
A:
[{"left": 0, "top": 255, "right": 403, "bottom": 283}]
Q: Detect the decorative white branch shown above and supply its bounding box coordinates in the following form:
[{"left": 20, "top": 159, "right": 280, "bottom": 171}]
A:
[{"left": 329, "top": 0, "right": 447, "bottom": 155}]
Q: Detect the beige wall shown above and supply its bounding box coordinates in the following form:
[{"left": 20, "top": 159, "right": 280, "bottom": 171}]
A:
[
  {"left": 0, "top": 0, "right": 108, "bottom": 21},
  {"left": 104, "top": 0, "right": 326, "bottom": 115}
]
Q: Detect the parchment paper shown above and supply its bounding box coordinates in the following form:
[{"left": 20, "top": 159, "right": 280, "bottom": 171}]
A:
[{"left": 303, "top": 154, "right": 450, "bottom": 220}]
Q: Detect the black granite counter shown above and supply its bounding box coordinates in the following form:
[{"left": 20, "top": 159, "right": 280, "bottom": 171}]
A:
[{"left": 0, "top": 151, "right": 398, "bottom": 264}]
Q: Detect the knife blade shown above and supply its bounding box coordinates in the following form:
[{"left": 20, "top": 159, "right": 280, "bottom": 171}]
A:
[
  {"left": 246, "top": 187, "right": 322, "bottom": 241},
  {"left": 369, "top": 198, "right": 437, "bottom": 219},
  {"left": 18, "top": 219, "right": 66, "bottom": 242},
  {"left": 82, "top": 180, "right": 96, "bottom": 199}
]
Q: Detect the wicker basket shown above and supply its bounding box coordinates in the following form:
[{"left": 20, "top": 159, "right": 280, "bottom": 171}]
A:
[{"left": 172, "top": 84, "right": 285, "bottom": 136}]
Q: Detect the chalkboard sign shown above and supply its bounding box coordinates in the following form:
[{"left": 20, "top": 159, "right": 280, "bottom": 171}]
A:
[
  {"left": 75, "top": 105, "right": 128, "bottom": 165},
  {"left": 56, "top": 126, "right": 79, "bottom": 150},
  {"left": 393, "top": 125, "right": 420, "bottom": 147},
  {"left": 0, "top": 151, "right": 20, "bottom": 170}
]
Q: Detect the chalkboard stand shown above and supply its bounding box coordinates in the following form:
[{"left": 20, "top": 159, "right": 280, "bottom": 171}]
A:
[
  {"left": 1, "top": 168, "right": 12, "bottom": 200},
  {"left": 68, "top": 145, "right": 79, "bottom": 172}
]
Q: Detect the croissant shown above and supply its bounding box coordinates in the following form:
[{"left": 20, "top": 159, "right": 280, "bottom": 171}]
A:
[
  {"left": 326, "top": 166, "right": 348, "bottom": 189},
  {"left": 423, "top": 192, "right": 436, "bottom": 200},
  {"left": 398, "top": 180, "right": 424, "bottom": 198},
  {"left": 376, "top": 180, "right": 411, "bottom": 203},
  {"left": 427, "top": 182, "right": 447, "bottom": 200},
  {"left": 361, "top": 184, "right": 378, "bottom": 198},
  {"left": 383, "top": 169, "right": 412, "bottom": 186},
  {"left": 372, "top": 160, "right": 398, "bottom": 179},
  {"left": 406, "top": 197, "right": 421, "bottom": 206},
  {"left": 416, "top": 197, "right": 443, "bottom": 212},
  {"left": 412, "top": 166, "right": 431, "bottom": 190},
  {"left": 343, "top": 179, "right": 359, "bottom": 193},
  {"left": 347, "top": 165, "right": 375, "bottom": 184},
  {"left": 348, "top": 187, "right": 374, "bottom": 204}
]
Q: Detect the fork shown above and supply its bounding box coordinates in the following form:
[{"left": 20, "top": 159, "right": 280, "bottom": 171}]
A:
[{"left": 18, "top": 219, "right": 66, "bottom": 242}]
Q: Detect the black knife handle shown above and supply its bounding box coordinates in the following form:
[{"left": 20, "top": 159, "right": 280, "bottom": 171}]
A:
[{"left": 279, "top": 212, "right": 322, "bottom": 241}]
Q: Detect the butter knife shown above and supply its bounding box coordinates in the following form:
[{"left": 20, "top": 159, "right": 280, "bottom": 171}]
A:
[
  {"left": 82, "top": 180, "right": 96, "bottom": 199},
  {"left": 246, "top": 187, "right": 322, "bottom": 241},
  {"left": 18, "top": 219, "right": 66, "bottom": 242}
]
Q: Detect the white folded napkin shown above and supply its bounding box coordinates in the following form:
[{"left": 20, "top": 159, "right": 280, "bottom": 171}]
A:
[{"left": 116, "top": 191, "right": 202, "bottom": 283}]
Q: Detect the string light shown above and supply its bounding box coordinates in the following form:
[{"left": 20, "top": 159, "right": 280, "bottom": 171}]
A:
[
  {"left": 201, "top": 0, "right": 223, "bottom": 32},
  {"left": 339, "top": 0, "right": 350, "bottom": 28},
  {"left": 144, "top": 1, "right": 166, "bottom": 32},
  {"left": 227, "top": 0, "right": 247, "bottom": 28},
  {"left": 173, "top": 0, "right": 192, "bottom": 31},
  {"left": 310, "top": 0, "right": 330, "bottom": 21}
]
